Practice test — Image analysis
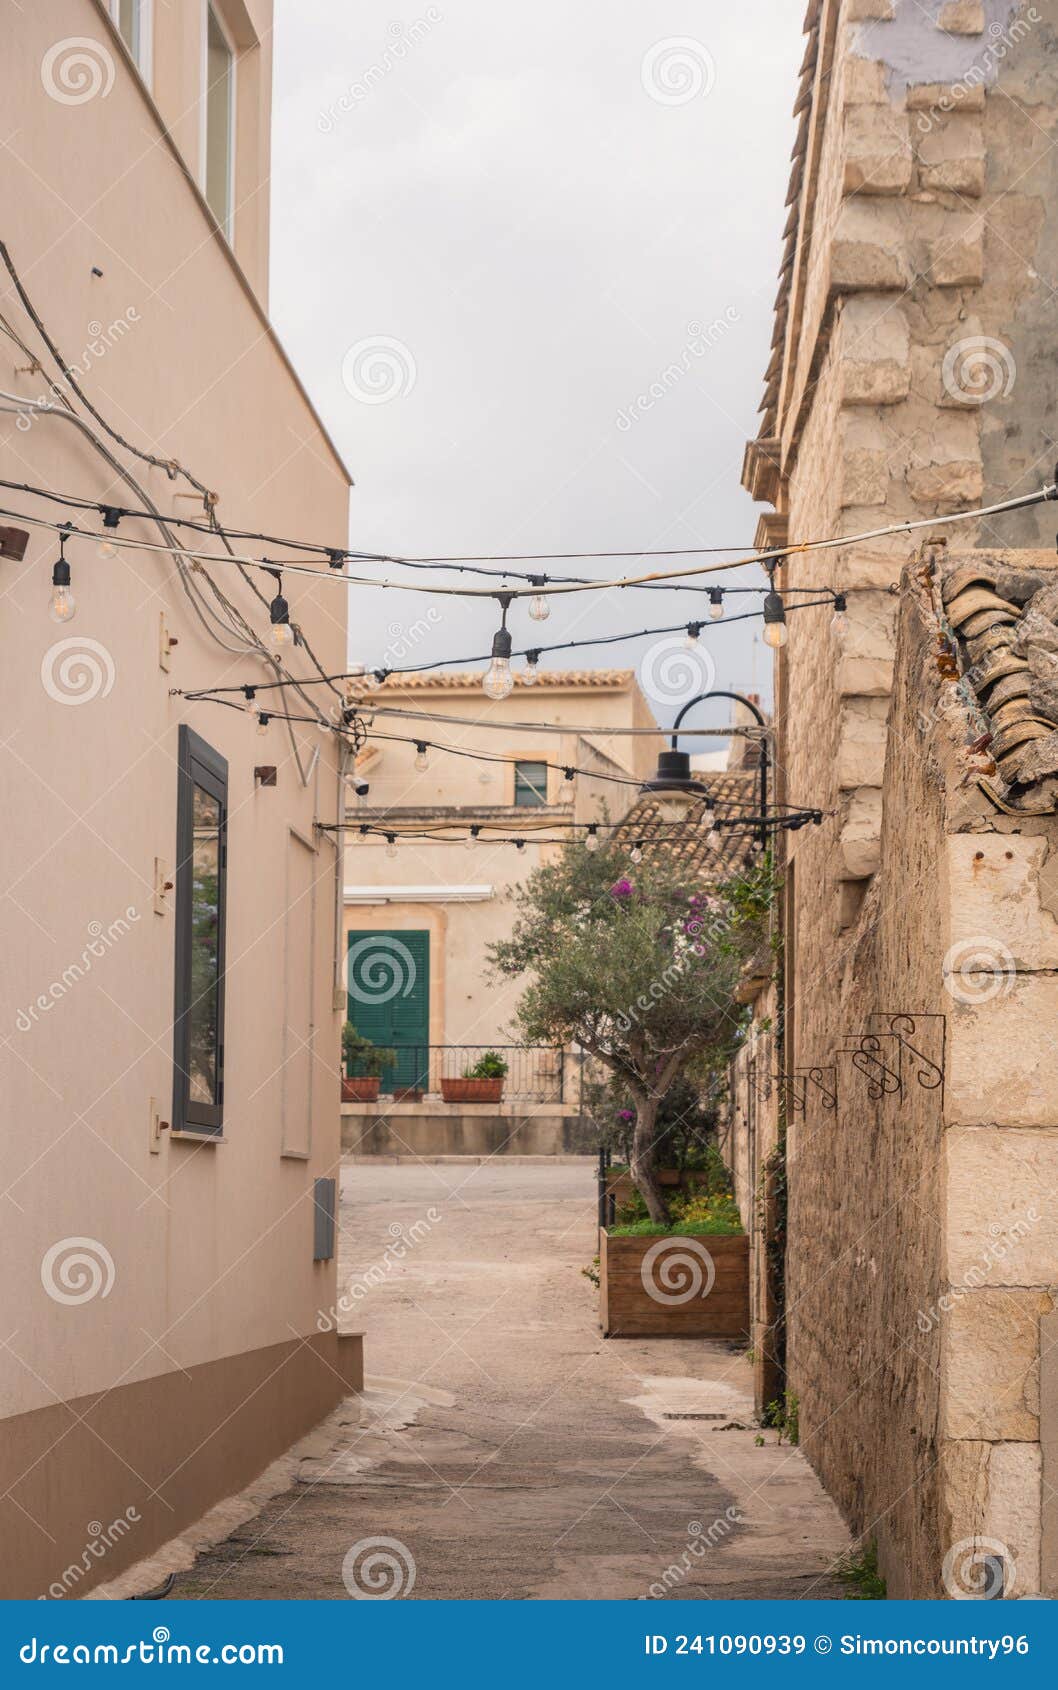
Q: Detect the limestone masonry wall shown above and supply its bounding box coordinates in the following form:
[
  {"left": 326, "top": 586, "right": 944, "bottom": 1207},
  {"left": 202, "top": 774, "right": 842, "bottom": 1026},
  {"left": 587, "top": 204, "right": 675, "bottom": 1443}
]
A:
[{"left": 741, "top": 0, "right": 1058, "bottom": 1595}]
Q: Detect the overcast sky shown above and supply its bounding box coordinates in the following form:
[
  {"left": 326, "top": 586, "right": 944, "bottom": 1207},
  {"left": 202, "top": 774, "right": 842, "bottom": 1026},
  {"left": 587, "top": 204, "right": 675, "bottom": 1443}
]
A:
[{"left": 269, "top": 1, "right": 804, "bottom": 741}]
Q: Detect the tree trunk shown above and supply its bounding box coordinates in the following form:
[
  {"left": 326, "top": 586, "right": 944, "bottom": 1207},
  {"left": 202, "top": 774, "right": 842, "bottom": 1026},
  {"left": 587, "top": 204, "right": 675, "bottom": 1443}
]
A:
[{"left": 629, "top": 1096, "right": 669, "bottom": 1225}]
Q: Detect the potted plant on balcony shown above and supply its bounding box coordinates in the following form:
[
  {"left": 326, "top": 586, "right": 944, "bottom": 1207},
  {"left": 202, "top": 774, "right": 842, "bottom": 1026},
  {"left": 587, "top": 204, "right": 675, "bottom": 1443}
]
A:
[
  {"left": 440, "top": 1050, "right": 508, "bottom": 1104},
  {"left": 341, "top": 1023, "right": 396, "bottom": 1103}
]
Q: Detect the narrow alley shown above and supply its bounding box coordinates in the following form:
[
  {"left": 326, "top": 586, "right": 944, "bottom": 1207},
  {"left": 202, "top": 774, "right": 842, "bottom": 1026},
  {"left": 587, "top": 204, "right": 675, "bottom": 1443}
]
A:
[{"left": 162, "top": 1161, "right": 848, "bottom": 1601}]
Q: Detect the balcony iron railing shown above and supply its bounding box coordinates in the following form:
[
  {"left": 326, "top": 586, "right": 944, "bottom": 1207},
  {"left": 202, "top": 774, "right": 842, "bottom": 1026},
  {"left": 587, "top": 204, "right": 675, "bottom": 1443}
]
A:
[{"left": 347, "top": 1044, "right": 579, "bottom": 1104}]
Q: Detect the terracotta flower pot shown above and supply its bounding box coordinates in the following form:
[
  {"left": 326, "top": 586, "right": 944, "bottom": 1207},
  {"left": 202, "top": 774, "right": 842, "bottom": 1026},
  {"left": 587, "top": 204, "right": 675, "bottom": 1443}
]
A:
[
  {"left": 342, "top": 1075, "right": 380, "bottom": 1102},
  {"left": 390, "top": 1086, "right": 424, "bottom": 1103},
  {"left": 440, "top": 1076, "right": 504, "bottom": 1103}
]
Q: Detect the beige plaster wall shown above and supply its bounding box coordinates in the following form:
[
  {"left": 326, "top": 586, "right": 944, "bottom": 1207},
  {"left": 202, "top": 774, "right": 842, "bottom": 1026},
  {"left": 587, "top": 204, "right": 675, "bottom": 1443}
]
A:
[
  {"left": 1, "top": 0, "right": 349, "bottom": 1438},
  {"left": 343, "top": 675, "right": 662, "bottom": 1054}
]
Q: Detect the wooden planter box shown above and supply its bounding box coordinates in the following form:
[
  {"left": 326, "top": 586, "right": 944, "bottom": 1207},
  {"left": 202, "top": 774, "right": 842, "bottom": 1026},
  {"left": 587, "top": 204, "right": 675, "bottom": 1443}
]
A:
[
  {"left": 600, "top": 1229, "right": 749, "bottom": 1339},
  {"left": 342, "top": 1075, "right": 380, "bottom": 1102},
  {"left": 605, "top": 1165, "right": 711, "bottom": 1216},
  {"left": 440, "top": 1077, "right": 505, "bottom": 1103}
]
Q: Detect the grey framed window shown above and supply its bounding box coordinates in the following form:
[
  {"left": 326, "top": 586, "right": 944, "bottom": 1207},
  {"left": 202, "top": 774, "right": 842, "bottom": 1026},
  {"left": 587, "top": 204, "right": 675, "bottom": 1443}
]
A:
[
  {"left": 173, "top": 726, "right": 228, "bottom": 1135},
  {"left": 513, "top": 761, "right": 548, "bottom": 807}
]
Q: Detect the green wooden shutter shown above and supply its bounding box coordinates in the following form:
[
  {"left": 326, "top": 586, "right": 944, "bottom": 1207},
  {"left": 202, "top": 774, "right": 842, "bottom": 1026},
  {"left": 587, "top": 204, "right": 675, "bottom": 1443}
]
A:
[{"left": 347, "top": 930, "right": 430, "bottom": 1090}]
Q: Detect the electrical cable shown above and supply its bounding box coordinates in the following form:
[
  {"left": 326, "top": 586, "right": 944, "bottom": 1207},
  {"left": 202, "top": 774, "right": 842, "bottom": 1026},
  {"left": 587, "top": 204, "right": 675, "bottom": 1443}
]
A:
[
  {"left": 172, "top": 593, "right": 836, "bottom": 698},
  {"left": 177, "top": 691, "right": 812, "bottom": 813},
  {"left": 0, "top": 479, "right": 1053, "bottom": 601}
]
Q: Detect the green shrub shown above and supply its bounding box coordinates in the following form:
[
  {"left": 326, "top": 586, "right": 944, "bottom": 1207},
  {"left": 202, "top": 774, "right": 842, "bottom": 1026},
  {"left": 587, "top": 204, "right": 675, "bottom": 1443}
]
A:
[
  {"left": 463, "top": 1049, "right": 508, "bottom": 1079},
  {"left": 341, "top": 1022, "right": 396, "bottom": 1078}
]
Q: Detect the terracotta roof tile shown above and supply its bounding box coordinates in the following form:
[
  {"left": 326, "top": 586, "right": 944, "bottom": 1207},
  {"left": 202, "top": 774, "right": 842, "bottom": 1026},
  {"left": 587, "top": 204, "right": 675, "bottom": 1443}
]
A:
[{"left": 613, "top": 771, "right": 761, "bottom": 881}]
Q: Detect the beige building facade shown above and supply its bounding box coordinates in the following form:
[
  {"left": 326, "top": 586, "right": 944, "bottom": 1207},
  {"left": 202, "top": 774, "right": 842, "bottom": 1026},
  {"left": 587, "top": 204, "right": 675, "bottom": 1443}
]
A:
[
  {"left": 341, "top": 670, "right": 662, "bottom": 1155},
  {"left": 0, "top": 0, "right": 357, "bottom": 1598},
  {"left": 739, "top": 0, "right": 1058, "bottom": 1597}
]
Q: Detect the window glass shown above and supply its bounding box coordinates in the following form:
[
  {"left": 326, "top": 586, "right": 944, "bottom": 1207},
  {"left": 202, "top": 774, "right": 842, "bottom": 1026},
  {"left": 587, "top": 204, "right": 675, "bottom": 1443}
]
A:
[
  {"left": 116, "top": 0, "right": 140, "bottom": 59},
  {"left": 174, "top": 728, "right": 227, "bottom": 1134},
  {"left": 189, "top": 784, "right": 222, "bottom": 1105},
  {"left": 514, "top": 761, "right": 548, "bottom": 807},
  {"left": 205, "top": 8, "right": 234, "bottom": 235}
]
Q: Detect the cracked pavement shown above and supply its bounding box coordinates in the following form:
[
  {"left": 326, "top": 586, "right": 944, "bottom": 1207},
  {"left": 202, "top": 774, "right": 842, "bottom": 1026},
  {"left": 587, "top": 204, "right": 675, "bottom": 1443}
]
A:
[{"left": 166, "top": 1160, "right": 849, "bottom": 1600}]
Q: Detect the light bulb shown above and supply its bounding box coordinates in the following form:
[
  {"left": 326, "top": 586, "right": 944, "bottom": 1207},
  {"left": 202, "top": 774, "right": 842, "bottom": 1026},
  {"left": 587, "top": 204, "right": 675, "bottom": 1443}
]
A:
[
  {"left": 515, "top": 838, "right": 526, "bottom": 852},
  {"left": 48, "top": 582, "right": 76, "bottom": 623},
  {"left": 49, "top": 552, "right": 75, "bottom": 622},
  {"left": 528, "top": 593, "right": 550, "bottom": 623},
  {"left": 464, "top": 828, "right": 479, "bottom": 851},
  {"left": 483, "top": 616, "right": 514, "bottom": 700},
  {"left": 256, "top": 712, "right": 270, "bottom": 736},
  {"left": 707, "top": 826, "right": 722, "bottom": 850},
  {"left": 830, "top": 594, "right": 849, "bottom": 640},
  {"left": 630, "top": 844, "right": 643, "bottom": 865},
  {"left": 484, "top": 655, "right": 513, "bottom": 700},
  {"left": 708, "top": 588, "right": 724, "bottom": 621},
  {"left": 684, "top": 622, "right": 702, "bottom": 650},
  {"left": 414, "top": 743, "right": 429, "bottom": 772},
  {"left": 656, "top": 798, "right": 685, "bottom": 824},
  {"left": 523, "top": 654, "right": 540, "bottom": 686},
  {"left": 97, "top": 540, "right": 118, "bottom": 559},
  {"left": 385, "top": 835, "right": 398, "bottom": 859},
  {"left": 762, "top": 589, "right": 788, "bottom": 649},
  {"left": 585, "top": 826, "right": 600, "bottom": 854},
  {"left": 269, "top": 587, "right": 294, "bottom": 648}
]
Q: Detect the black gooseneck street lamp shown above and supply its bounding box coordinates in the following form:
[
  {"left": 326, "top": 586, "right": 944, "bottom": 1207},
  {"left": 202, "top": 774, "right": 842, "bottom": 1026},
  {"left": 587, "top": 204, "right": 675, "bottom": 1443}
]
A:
[{"left": 640, "top": 690, "right": 769, "bottom": 853}]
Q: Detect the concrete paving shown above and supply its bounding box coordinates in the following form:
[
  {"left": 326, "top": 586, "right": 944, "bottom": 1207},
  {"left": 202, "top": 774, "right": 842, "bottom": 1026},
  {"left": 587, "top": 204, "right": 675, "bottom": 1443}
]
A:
[{"left": 169, "top": 1160, "right": 850, "bottom": 1601}]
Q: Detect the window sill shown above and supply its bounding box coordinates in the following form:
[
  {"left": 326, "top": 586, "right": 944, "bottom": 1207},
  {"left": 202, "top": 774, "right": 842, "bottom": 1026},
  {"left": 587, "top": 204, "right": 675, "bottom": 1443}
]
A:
[{"left": 169, "top": 1129, "right": 226, "bottom": 1144}]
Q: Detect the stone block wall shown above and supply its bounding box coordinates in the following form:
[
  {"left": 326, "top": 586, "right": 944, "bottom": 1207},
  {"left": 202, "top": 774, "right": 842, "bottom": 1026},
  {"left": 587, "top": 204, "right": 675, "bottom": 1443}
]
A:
[
  {"left": 741, "top": 0, "right": 1058, "bottom": 1595},
  {"left": 785, "top": 552, "right": 1058, "bottom": 1596}
]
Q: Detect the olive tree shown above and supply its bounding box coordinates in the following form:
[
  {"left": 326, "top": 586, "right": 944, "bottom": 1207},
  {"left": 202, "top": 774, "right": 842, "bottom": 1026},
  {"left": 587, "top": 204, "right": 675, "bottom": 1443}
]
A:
[{"left": 489, "top": 839, "right": 770, "bottom": 1224}]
